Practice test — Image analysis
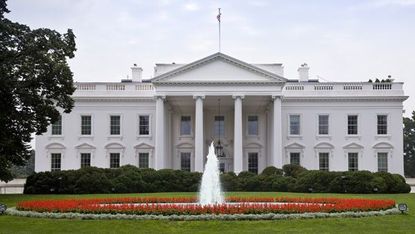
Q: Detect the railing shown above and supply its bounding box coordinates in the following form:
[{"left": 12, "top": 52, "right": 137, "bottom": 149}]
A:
[
  {"left": 136, "top": 83, "right": 154, "bottom": 90},
  {"left": 283, "top": 82, "right": 402, "bottom": 96},
  {"left": 76, "top": 84, "right": 96, "bottom": 90},
  {"left": 373, "top": 83, "right": 392, "bottom": 90},
  {"left": 106, "top": 84, "right": 125, "bottom": 91}
]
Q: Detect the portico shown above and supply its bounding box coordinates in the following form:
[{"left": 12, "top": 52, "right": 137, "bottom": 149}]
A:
[{"left": 151, "top": 53, "right": 286, "bottom": 173}]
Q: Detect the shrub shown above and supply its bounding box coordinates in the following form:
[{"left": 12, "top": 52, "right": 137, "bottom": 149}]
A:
[
  {"left": 294, "top": 170, "right": 335, "bottom": 193},
  {"left": 282, "top": 164, "right": 307, "bottom": 178},
  {"left": 261, "top": 166, "right": 283, "bottom": 176}
]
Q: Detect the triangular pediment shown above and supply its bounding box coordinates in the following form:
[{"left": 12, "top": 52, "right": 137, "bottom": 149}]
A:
[{"left": 151, "top": 53, "right": 287, "bottom": 84}]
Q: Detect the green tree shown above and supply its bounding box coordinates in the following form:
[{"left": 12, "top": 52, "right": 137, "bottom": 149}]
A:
[
  {"left": 404, "top": 111, "right": 415, "bottom": 177},
  {"left": 0, "top": 0, "right": 76, "bottom": 181}
]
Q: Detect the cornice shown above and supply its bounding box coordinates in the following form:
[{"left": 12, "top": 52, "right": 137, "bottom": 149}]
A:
[{"left": 153, "top": 81, "right": 284, "bottom": 86}]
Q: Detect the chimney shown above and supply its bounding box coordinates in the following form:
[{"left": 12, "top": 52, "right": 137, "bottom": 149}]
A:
[
  {"left": 298, "top": 63, "right": 309, "bottom": 82},
  {"left": 131, "top": 64, "right": 143, "bottom": 82}
]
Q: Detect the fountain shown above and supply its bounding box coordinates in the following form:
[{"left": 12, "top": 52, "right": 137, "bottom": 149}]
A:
[{"left": 198, "top": 142, "right": 224, "bottom": 205}]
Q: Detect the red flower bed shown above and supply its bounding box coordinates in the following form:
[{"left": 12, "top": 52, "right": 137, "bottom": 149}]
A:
[{"left": 16, "top": 196, "right": 395, "bottom": 216}]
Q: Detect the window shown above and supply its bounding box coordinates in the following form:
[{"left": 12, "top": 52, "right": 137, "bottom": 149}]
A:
[
  {"left": 180, "top": 152, "right": 191, "bottom": 172},
  {"left": 110, "top": 153, "right": 120, "bottom": 168},
  {"left": 319, "top": 152, "right": 329, "bottom": 171},
  {"left": 214, "top": 116, "right": 225, "bottom": 136},
  {"left": 318, "top": 115, "right": 329, "bottom": 135},
  {"left": 51, "top": 116, "right": 62, "bottom": 135},
  {"left": 180, "top": 116, "right": 191, "bottom": 135},
  {"left": 138, "top": 153, "right": 149, "bottom": 168},
  {"left": 290, "top": 152, "right": 300, "bottom": 165},
  {"left": 289, "top": 115, "right": 300, "bottom": 135},
  {"left": 348, "top": 152, "right": 358, "bottom": 171},
  {"left": 81, "top": 115, "right": 92, "bottom": 135},
  {"left": 378, "top": 152, "right": 388, "bottom": 172},
  {"left": 80, "top": 153, "right": 91, "bottom": 168},
  {"left": 110, "top": 115, "right": 121, "bottom": 135},
  {"left": 377, "top": 115, "right": 388, "bottom": 135},
  {"left": 347, "top": 115, "right": 358, "bottom": 135},
  {"left": 247, "top": 116, "right": 259, "bottom": 135},
  {"left": 51, "top": 153, "right": 61, "bottom": 171},
  {"left": 139, "top": 115, "right": 150, "bottom": 135},
  {"left": 248, "top": 153, "right": 258, "bottom": 174}
]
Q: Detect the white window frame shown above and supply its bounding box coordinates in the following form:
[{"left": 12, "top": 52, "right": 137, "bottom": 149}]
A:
[
  {"left": 79, "top": 114, "right": 94, "bottom": 138},
  {"left": 246, "top": 114, "right": 259, "bottom": 137},
  {"left": 288, "top": 114, "right": 302, "bottom": 137},
  {"left": 108, "top": 113, "right": 123, "bottom": 139},
  {"left": 180, "top": 151, "right": 192, "bottom": 172},
  {"left": 247, "top": 151, "right": 259, "bottom": 174},
  {"left": 50, "top": 153, "right": 62, "bottom": 172},
  {"left": 49, "top": 115, "right": 64, "bottom": 138},
  {"left": 347, "top": 152, "right": 359, "bottom": 172},
  {"left": 289, "top": 152, "right": 301, "bottom": 166},
  {"left": 213, "top": 115, "right": 225, "bottom": 138},
  {"left": 318, "top": 152, "right": 330, "bottom": 171},
  {"left": 377, "top": 152, "right": 389, "bottom": 172},
  {"left": 180, "top": 115, "right": 193, "bottom": 137},
  {"left": 80, "top": 152, "right": 92, "bottom": 168},
  {"left": 317, "top": 114, "right": 330, "bottom": 136},
  {"left": 376, "top": 113, "right": 390, "bottom": 138},
  {"left": 138, "top": 114, "right": 151, "bottom": 137}
]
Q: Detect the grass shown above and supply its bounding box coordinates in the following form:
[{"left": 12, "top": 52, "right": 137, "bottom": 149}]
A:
[{"left": 0, "top": 192, "right": 414, "bottom": 234}]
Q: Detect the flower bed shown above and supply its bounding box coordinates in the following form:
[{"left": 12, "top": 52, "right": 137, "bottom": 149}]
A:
[{"left": 16, "top": 196, "right": 395, "bottom": 216}]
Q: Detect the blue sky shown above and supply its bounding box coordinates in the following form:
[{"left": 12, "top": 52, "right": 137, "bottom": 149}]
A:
[{"left": 7, "top": 0, "right": 415, "bottom": 115}]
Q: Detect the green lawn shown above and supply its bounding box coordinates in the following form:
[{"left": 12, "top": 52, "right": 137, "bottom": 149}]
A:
[{"left": 0, "top": 192, "right": 414, "bottom": 234}]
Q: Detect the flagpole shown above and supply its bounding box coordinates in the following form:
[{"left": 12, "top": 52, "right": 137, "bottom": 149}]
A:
[{"left": 218, "top": 8, "right": 221, "bottom": 52}]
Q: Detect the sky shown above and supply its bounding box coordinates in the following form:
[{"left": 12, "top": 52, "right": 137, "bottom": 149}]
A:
[{"left": 6, "top": 0, "right": 415, "bottom": 116}]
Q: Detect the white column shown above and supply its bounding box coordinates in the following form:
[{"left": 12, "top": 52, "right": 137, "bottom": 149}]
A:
[
  {"left": 154, "top": 95, "right": 165, "bottom": 170},
  {"left": 272, "top": 96, "right": 283, "bottom": 168},
  {"left": 233, "top": 95, "right": 244, "bottom": 174},
  {"left": 194, "top": 95, "right": 205, "bottom": 172}
]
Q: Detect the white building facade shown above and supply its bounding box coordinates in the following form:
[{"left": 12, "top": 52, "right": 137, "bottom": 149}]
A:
[{"left": 35, "top": 53, "right": 407, "bottom": 175}]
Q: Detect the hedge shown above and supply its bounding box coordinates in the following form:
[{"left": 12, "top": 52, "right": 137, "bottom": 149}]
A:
[{"left": 24, "top": 165, "right": 411, "bottom": 194}]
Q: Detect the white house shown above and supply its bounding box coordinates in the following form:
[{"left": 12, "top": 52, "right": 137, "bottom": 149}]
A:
[{"left": 35, "top": 53, "right": 407, "bottom": 175}]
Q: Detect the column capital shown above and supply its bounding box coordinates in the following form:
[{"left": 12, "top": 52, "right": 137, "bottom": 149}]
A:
[
  {"left": 232, "top": 95, "right": 245, "bottom": 100},
  {"left": 154, "top": 95, "right": 166, "bottom": 101},
  {"left": 272, "top": 95, "right": 282, "bottom": 101},
  {"left": 193, "top": 95, "right": 205, "bottom": 100}
]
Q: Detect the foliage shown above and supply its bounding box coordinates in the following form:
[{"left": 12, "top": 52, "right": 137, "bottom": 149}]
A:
[
  {"left": 261, "top": 166, "right": 283, "bottom": 176},
  {"left": 404, "top": 111, "right": 415, "bottom": 177},
  {"left": 24, "top": 165, "right": 410, "bottom": 194},
  {"left": 282, "top": 164, "right": 307, "bottom": 178},
  {"left": 0, "top": 0, "right": 76, "bottom": 181},
  {"left": 10, "top": 150, "right": 35, "bottom": 178}
]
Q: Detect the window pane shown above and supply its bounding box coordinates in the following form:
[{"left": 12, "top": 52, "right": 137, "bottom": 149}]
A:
[
  {"left": 290, "top": 152, "right": 300, "bottom": 165},
  {"left": 181, "top": 152, "right": 191, "bottom": 172},
  {"left": 139, "top": 153, "right": 149, "bottom": 168},
  {"left": 219, "top": 162, "right": 225, "bottom": 173},
  {"left": 348, "top": 153, "right": 358, "bottom": 171},
  {"left": 319, "top": 152, "right": 329, "bottom": 171},
  {"left": 51, "top": 153, "right": 61, "bottom": 171},
  {"left": 81, "top": 115, "right": 91, "bottom": 135},
  {"left": 51, "top": 116, "right": 62, "bottom": 135},
  {"left": 347, "top": 115, "right": 358, "bottom": 135},
  {"left": 248, "top": 116, "right": 258, "bottom": 135},
  {"left": 214, "top": 116, "right": 225, "bottom": 137},
  {"left": 80, "top": 153, "right": 91, "bottom": 168},
  {"left": 110, "top": 153, "right": 120, "bottom": 168},
  {"left": 110, "top": 115, "right": 121, "bottom": 135},
  {"left": 139, "top": 115, "right": 150, "bottom": 135},
  {"left": 248, "top": 153, "right": 258, "bottom": 174},
  {"left": 290, "top": 115, "right": 300, "bottom": 135},
  {"left": 180, "top": 116, "right": 191, "bottom": 135},
  {"left": 378, "top": 152, "right": 388, "bottom": 172},
  {"left": 318, "top": 115, "right": 329, "bottom": 135},
  {"left": 377, "top": 115, "right": 387, "bottom": 135}
]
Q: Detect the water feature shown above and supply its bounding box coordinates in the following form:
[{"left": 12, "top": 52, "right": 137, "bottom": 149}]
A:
[{"left": 198, "top": 142, "right": 224, "bottom": 205}]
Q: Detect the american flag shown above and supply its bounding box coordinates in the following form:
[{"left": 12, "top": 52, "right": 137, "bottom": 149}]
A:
[{"left": 217, "top": 9, "right": 221, "bottom": 22}]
